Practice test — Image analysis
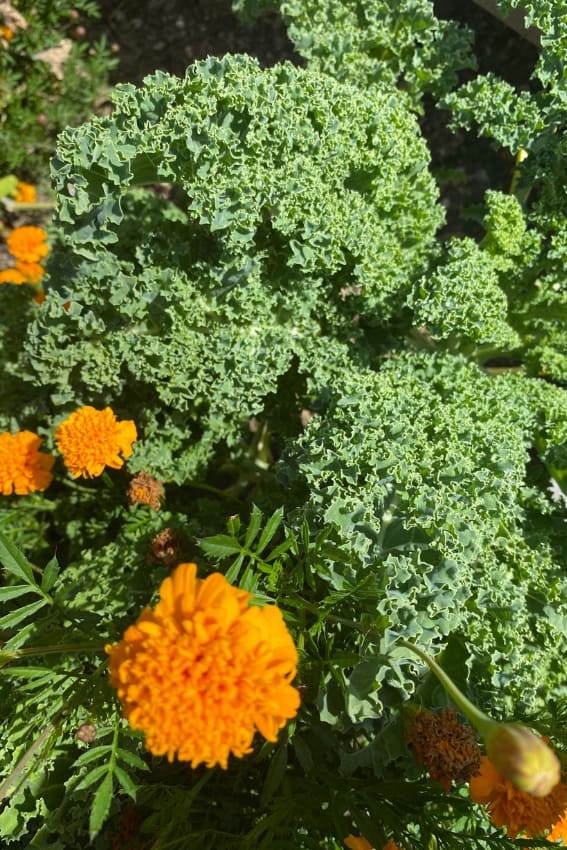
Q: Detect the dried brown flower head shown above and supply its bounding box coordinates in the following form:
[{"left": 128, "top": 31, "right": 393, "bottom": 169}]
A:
[
  {"left": 148, "top": 528, "right": 182, "bottom": 565},
  {"left": 128, "top": 471, "right": 164, "bottom": 510},
  {"left": 406, "top": 707, "right": 481, "bottom": 790},
  {"left": 75, "top": 723, "right": 97, "bottom": 743}
]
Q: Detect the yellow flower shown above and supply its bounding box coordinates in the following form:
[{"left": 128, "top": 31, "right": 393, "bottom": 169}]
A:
[
  {"left": 0, "top": 25, "right": 14, "bottom": 42},
  {"left": 0, "top": 268, "right": 26, "bottom": 285},
  {"left": 470, "top": 755, "right": 567, "bottom": 839},
  {"left": 0, "top": 431, "right": 54, "bottom": 495},
  {"left": 106, "top": 562, "right": 300, "bottom": 768},
  {"left": 16, "top": 260, "right": 44, "bottom": 284},
  {"left": 55, "top": 406, "right": 137, "bottom": 478},
  {"left": 13, "top": 182, "right": 36, "bottom": 203},
  {"left": 6, "top": 225, "right": 48, "bottom": 263}
]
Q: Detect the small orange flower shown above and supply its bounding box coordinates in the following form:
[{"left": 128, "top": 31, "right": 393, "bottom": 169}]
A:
[
  {"left": 0, "top": 268, "right": 26, "bottom": 285},
  {"left": 470, "top": 756, "right": 567, "bottom": 839},
  {"left": 16, "top": 260, "right": 44, "bottom": 284},
  {"left": 345, "top": 838, "right": 373, "bottom": 850},
  {"left": 6, "top": 225, "right": 48, "bottom": 263},
  {"left": 549, "top": 809, "right": 567, "bottom": 843},
  {"left": 0, "top": 431, "right": 54, "bottom": 495},
  {"left": 106, "top": 562, "right": 300, "bottom": 768},
  {"left": 0, "top": 25, "right": 14, "bottom": 42},
  {"left": 344, "top": 838, "right": 401, "bottom": 850},
  {"left": 13, "top": 182, "right": 36, "bottom": 203},
  {"left": 55, "top": 406, "right": 137, "bottom": 478}
]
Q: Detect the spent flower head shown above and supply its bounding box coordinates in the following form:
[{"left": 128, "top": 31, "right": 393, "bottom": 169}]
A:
[{"left": 106, "top": 562, "right": 300, "bottom": 768}]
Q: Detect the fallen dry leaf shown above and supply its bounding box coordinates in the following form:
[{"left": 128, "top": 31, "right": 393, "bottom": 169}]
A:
[
  {"left": 33, "top": 38, "right": 73, "bottom": 80},
  {"left": 0, "top": 1, "right": 28, "bottom": 31}
]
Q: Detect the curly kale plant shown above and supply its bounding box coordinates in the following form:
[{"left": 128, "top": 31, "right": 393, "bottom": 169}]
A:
[
  {"left": 232, "top": 0, "right": 476, "bottom": 109},
  {"left": 442, "top": 0, "right": 567, "bottom": 382},
  {"left": 20, "top": 54, "right": 443, "bottom": 481}
]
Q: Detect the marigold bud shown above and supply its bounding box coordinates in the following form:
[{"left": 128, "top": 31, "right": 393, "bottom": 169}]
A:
[{"left": 485, "top": 724, "right": 561, "bottom": 797}]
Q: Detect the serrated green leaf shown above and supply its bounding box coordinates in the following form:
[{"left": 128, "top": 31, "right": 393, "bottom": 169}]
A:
[
  {"left": 260, "top": 745, "right": 288, "bottom": 808},
  {"left": 73, "top": 745, "right": 113, "bottom": 768},
  {"left": 0, "top": 585, "right": 34, "bottom": 602},
  {"left": 116, "top": 748, "right": 149, "bottom": 771},
  {"left": 75, "top": 763, "right": 109, "bottom": 792},
  {"left": 0, "top": 533, "right": 36, "bottom": 587},
  {"left": 255, "top": 507, "right": 284, "bottom": 556},
  {"left": 199, "top": 535, "right": 242, "bottom": 559},
  {"left": 0, "top": 598, "right": 48, "bottom": 630},
  {"left": 265, "top": 536, "right": 296, "bottom": 563},
  {"left": 89, "top": 773, "right": 113, "bottom": 839},
  {"left": 2, "top": 620, "right": 36, "bottom": 651},
  {"left": 40, "top": 556, "right": 60, "bottom": 593},
  {"left": 244, "top": 504, "right": 263, "bottom": 549},
  {"left": 0, "top": 666, "right": 51, "bottom": 678},
  {"left": 114, "top": 765, "right": 138, "bottom": 799},
  {"left": 224, "top": 554, "right": 245, "bottom": 584}
]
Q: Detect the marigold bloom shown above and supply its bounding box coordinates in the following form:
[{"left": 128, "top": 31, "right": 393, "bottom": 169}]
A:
[
  {"left": 548, "top": 809, "right": 567, "bottom": 843},
  {"left": 0, "top": 268, "right": 26, "bottom": 284},
  {"left": 106, "top": 562, "right": 300, "bottom": 768},
  {"left": 6, "top": 225, "right": 48, "bottom": 263},
  {"left": 55, "top": 406, "right": 137, "bottom": 478},
  {"left": 0, "top": 25, "right": 14, "bottom": 41},
  {"left": 0, "top": 431, "right": 54, "bottom": 495},
  {"left": 470, "top": 756, "right": 567, "bottom": 839},
  {"left": 13, "top": 181, "right": 36, "bottom": 203},
  {"left": 344, "top": 837, "right": 401, "bottom": 850},
  {"left": 16, "top": 260, "right": 44, "bottom": 284},
  {"left": 345, "top": 837, "right": 372, "bottom": 850},
  {"left": 406, "top": 707, "right": 481, "bottom": 791}
]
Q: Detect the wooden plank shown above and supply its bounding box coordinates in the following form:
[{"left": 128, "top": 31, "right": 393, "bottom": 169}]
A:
[{"left": 471, "top": 0, "right": 541, "bottom": 46}]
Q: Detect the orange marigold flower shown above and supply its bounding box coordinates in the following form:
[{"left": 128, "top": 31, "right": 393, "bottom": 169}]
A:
[
  {"left": 55, "top": 406, "right": 137, "bottom": 478},
  {"left": 0, "top": 25, "right": 14, "bottom": 41},
  {"left": 0, "top": 268, "right": 26, "bottom": 284},
  {"left": 344, "top": 837, "right": 401, "bottom": 850},
  {"left": 0, "top": 431, "right": 54, "bottom": 495},
  {"left": 105, "top": 562, "right": 300, "bottom": 768},
  {"left": 6, "top": 225, "right": 49, "bottom": 263},
  {"left": 549, "top": 809, "right": 567, "bottom": 843},
  {"left": 16, "top": 260, "right": 44, "bottom": 284},
  {"left": 13, "top": 181, "right": 36, "bottom": 203},
  {"left": 406, "top": 707, "right": 481, "bottom": 791},
  {"left": 470, "top": 756, "right": 567, "bottom": 839}
]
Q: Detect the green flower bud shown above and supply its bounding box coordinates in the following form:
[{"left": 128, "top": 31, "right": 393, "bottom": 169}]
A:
[{"left": 485, "top": 723, "right": 561, "bottom": 798}]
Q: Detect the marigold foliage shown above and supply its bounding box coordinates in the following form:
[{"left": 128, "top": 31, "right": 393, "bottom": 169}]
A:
[{"left": 106, "top": 562, "right": 300, "bottom": 768}]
